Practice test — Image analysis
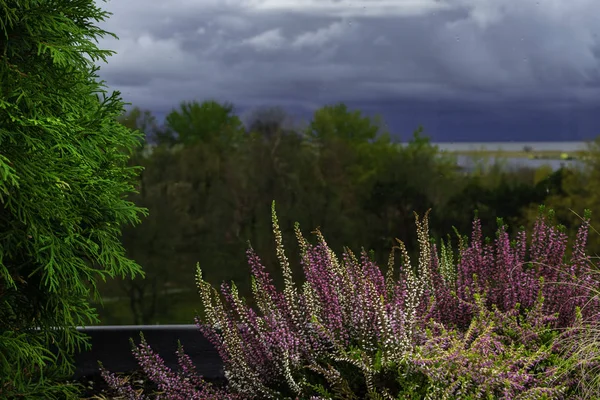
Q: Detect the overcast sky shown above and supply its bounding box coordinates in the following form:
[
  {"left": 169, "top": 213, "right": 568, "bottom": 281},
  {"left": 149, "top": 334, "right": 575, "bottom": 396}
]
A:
[{"left": 92, "top": 0, "right": 600, "bottom": 142}]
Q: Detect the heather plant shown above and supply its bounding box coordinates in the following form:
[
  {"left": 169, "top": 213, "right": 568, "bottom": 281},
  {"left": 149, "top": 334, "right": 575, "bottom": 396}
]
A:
[
  {"left": 98, "top": 336, "right": 241, "bottom": 400},
  {"left": 421, "top": 206, "right": 600, "bottom": 333},
  {"left": 101, "top": 202, "right": 599, "bottom": 399},
  {"left": 541, "top": 214, "right": 600, "bottom": 400},
  {"left": 407, "top": 286, "right": 583, "bottom": 399}
]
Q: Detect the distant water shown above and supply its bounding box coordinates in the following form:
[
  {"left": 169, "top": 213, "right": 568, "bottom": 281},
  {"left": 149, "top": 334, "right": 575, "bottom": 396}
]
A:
[
  {"left": 431, "top": 141, "right": 590, "bottom": 153},
  {"left": 426, "top": 141, "right": 588, "bottom": 172},
  {"left": 454, "top": 155, "right": 583, "bottom": 173}
]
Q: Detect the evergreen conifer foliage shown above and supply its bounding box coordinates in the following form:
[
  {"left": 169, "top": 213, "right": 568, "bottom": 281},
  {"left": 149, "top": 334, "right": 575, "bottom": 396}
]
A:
[{"left": 0, "top": 1, "right": 148, "bottom": 398}]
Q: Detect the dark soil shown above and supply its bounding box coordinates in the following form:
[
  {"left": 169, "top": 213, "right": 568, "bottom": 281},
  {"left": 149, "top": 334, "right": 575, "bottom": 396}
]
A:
[{"left": 65, "top": 370, "right": 229, "bottom": 399}]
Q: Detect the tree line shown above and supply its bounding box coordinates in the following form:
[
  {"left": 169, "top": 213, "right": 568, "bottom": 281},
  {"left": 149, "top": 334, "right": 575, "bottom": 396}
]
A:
[{"left": 92, "top": 99, "right": 598, "bottom": 326}]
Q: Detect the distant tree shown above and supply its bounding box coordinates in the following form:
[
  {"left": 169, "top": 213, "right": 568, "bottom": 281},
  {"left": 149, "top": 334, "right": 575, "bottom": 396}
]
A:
[
  {"left": 299, "top": 104, "right": 396, "bottom": 259},
  {"left": 105, "top": 121, "right": 193, "bottom": 324},
  {"left": 164, "top": 99, "right": 245, "bottom": 149},
  {"left": 0, "top": 1, "right": 147, "bottom": 398},
  {"left": 306, "top": 103, "right": 388, "bottom": 145},
  {"left": 362, "top": 127, "right": 464, "bottom": 262}
]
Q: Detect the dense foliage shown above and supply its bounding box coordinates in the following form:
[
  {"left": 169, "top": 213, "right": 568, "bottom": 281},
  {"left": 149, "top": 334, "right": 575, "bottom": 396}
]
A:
[
  {"left": 0, "top": 1, "right": 147, "bottom": 398},
  {"left": 101, "top": 203, "right": 599, "bottom": 399}
]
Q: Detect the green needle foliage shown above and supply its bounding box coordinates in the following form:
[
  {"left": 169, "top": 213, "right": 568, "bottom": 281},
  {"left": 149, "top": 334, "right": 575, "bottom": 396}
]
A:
[{"left": 0, "top": 0, "right": 148, "bottom": 398}]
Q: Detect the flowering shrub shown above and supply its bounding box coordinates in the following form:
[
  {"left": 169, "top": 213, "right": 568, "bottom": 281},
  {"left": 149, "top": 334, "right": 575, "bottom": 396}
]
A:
[
  {"left": 545, "top": 255, "right": 600, "bottom": 400},
  {"left": 98, "top": 337, "right": 239, "bottom": 400},
  {"left": 100, "top": 203, "right": 600, "bottom": 399},
  {"left": 423, "top": 208, "right": 600, "bottom": 332},
  {"left": 406, "top": 288, "right": 580, "bottom": 399}
]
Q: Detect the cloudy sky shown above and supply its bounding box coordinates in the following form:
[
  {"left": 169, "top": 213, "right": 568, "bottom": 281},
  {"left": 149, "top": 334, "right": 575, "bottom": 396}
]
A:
[{"left": 91, "top": 0, "right": 600, "bottom": 142}]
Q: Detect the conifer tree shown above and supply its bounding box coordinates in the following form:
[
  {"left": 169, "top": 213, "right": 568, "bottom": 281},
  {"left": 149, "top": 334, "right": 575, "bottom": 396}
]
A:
[{"left": 0, "top": 0, "right": 148, "bottom": 398}]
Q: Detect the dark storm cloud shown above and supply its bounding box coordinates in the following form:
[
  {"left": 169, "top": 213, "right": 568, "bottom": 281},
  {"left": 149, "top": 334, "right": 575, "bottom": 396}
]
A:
[{"left": 92, "top": 0, "right": 600, "bottom": 141}]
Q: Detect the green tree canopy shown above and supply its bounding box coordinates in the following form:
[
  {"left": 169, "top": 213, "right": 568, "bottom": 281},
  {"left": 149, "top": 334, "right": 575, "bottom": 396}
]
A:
[
  {"left": 306, "top": 103, "right": 388, "bottom": 145},
  {"left": 0, "top": 0, "right": 147, "bottom": 398},
  {"left": 163, "top": 99, "right": 245, "bottom": 149}
]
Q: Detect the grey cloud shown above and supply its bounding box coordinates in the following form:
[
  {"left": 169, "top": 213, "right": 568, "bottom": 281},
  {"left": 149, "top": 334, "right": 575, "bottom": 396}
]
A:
[{"left": 92, "top": 0, "right": 600, "bottom": 141}]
